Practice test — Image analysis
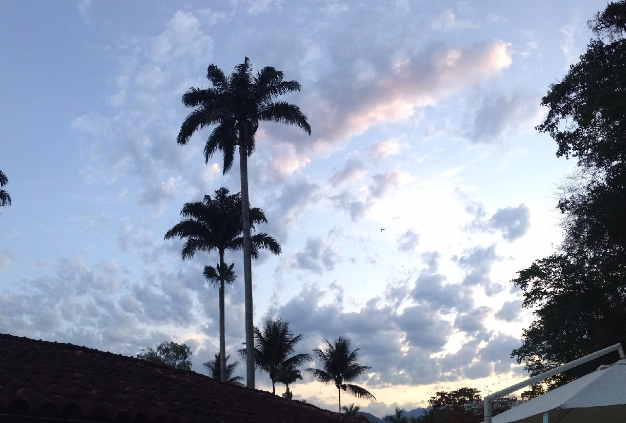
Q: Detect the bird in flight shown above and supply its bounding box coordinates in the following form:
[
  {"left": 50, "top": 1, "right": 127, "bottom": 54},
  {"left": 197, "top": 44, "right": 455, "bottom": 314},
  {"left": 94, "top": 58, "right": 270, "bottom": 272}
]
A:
[{"left": 381, "top": 229, "right": 385, "bottom": 232}]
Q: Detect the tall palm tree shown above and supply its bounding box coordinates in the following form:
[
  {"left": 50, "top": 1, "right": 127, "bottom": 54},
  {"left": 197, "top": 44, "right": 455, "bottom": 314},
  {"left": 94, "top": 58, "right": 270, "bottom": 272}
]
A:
[
  {"left": 203, "top": 353, "right": 244, "bottom": 386},
  {"left": 165, "top": 187, "right": 280, "bottom": 382},
  {"left": 308, "top": 337, "right": 376, "bottom": 412},
  {"left": 0, "top": 169, "right": 11, "bottom": 208},
  {"left": 177, "top": 58, "right": 311, "bottom": 388},
  {"left": 242, "top": 318, "right": 311, "bottom": 395}
]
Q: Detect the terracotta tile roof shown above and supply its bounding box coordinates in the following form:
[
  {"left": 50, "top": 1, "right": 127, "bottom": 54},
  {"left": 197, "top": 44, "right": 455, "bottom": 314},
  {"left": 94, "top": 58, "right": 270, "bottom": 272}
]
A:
[{"left": 0, "top": 333, "right": 356, "bottom": 423}]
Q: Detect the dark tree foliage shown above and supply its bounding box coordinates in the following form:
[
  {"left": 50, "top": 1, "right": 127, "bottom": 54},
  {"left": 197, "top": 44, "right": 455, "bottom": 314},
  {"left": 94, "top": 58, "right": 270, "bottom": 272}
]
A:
[
  {"left": 415, "top": 388, "right": 516, "bottom": 423},
  {"left": 203, "top": 353, "right": 244, "bottom": 386},
  {"left": 164, "top": 187, "right": 280, "bottom": 383},
  {"left": 240, "top": 318, "right": 310, "bottom": 395},
  {"left": 137, "top": 341, "right": 192, "bottom": 371},
  {"left": 0, "top": 169, "right": 11, "bottom": 208},
  {"left": 307, "top": 337, "right": 376, "bottom": 413},
  {"left": 177, "top": 58, "right": 310, "bottom": 388},
  {"left": 513, "top": 1, "right": 626, "bottom": 396}
]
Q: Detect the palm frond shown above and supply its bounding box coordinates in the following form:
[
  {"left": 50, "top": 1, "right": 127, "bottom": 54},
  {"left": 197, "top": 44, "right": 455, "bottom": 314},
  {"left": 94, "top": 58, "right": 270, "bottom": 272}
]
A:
[
  {"left": 206, "top": 64, "right": 228, "bottom": 90},
  {"left": 345, "top": 384, "right": 376, "bottom": 401},
  {"left": 258, "top": 102, "right": 311, "bottom": 135},
  {"left": 306, "top": 368, "right": 333, "bottom": 383},
  {"left": 181, "top": 87, "right": 213, "bottom": 107},
  {"left": 0, "top": 170, "right": 7, "bottom": 186}
]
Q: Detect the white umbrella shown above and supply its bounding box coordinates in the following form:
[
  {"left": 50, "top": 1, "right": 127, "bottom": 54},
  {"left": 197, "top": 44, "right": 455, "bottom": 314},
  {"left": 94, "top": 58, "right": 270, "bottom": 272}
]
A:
[{"left": 491, "top": 359, "right": 626, "bottom": 423}]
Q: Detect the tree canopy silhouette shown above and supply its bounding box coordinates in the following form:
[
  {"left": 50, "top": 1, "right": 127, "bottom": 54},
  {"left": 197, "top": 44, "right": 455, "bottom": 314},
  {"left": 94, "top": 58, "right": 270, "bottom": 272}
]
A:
[
  {"left": 137, "top": 341, "right": 192, "bottom": 371},
  {"left": 307, "top": 337, "right": 375, "bottom": 412},
  {"left": 0, "top": 169, "right": 11, "bottom": 208},
  {"left": 203, "top": 353, "right": 244, "bottom": 386},
  {"left": 242, "top": 318, "right": 310, "bottom": 395},
  {"left": 165, "top": 187, "right": 279, "bottom": 382},
  {"left": 177, "top": 58, "right": 310, "bottom": 388},
  {"left": 512, "top": 0, "right": 626, "bottom": 396}
]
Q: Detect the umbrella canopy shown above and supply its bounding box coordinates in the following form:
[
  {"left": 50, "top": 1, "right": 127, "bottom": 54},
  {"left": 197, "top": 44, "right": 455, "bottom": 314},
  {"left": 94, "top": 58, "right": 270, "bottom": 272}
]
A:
[{"left": 491, "top": 359, "right": 626, "bottom": 423}]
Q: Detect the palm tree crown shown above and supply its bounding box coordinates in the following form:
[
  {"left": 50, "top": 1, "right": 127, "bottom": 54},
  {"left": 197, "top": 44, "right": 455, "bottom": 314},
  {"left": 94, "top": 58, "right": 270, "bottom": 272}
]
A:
[
  {"left": 165, "top": 187, "right": 280, "bottom": 382},
  {"left": 308, "top": 337, "right": 376, "bottom": 412},
  {"left": 0, "top": 169, "right": 11, "bottom": 208},
  {"left": 177, "top": 58, "right": 310, "bottom": 388},
  {"left": 244, "top": 318, "right": 311, "bottom": 395},
  {"left": 203, "top": 353, "right": 244, "bottom": 386}
]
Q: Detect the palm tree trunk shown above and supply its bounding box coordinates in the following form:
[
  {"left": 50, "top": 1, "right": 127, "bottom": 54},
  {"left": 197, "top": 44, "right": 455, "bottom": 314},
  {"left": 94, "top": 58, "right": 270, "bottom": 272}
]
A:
[
  {"left": 239, "top": 138, "right": 255, "bottom": 389},
  {"left": 219, "top": 251, "right": 227, "bottom": 383},
  {"left": 338, "top": 386, "right": 341, "bottom": 413}
]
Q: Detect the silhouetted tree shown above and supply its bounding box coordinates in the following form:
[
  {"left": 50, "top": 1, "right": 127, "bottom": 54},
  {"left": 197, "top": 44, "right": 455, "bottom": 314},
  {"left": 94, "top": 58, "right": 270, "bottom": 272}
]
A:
[
  {"left": 165, "top": 187, "right": 279, "bottom": 382},
  {"left": 308, "top": 337, "right": 375, "bottom": 412},
  {"left": 513, "top": 0, "right": 626, "bottom": 395},
  {"left": 177, "top": 58, "right": 310, "bottom": 388},
  {"left": 241, "top": 318, "right": 310, "bottom": 395},
  {"left": 137, "top": 341, "right": 192, "bottom": 371},
  {"left": 277, "top": 363, "right": 303, "bottom": 399},
  {"left": 0, "top": 170, "right": 11, "bottom": 208},
  {"left": 203, "top": 353, "right": 244, "bottom": 386}
]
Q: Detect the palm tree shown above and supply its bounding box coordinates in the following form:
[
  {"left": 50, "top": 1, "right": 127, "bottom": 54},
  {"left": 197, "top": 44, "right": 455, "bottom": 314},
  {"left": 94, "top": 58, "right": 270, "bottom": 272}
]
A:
[
  {"left": 0, "top": 169, "right": 11, "bottom": 208},
  {"left": 342, "top": 404, "right": 361, "bottom": 417},
  {"left": 243, "top": 318, "right": 311, "bottom": 395},
  {"left": 165, "top": 187, "right": 280, "bottom": 383},
  {"left": 308, "top": 337, "right": 376, "bottom": 412},
  {"left": 203, "top": 353, "right": 244, "bottom": 386},
  {"left": 177, "top": 58, "right": 311, "bottom": 388},
  {"left": 276, "top": 363, "right": 303, "bottom": 399}
]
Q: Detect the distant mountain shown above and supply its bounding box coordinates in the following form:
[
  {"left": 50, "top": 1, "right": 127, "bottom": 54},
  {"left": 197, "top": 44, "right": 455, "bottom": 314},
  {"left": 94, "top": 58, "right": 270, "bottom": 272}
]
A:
[
  {"left": 359, "top": 407, "right": 429, "bottom": 423},
  {"left": 359, "top": 412, "right": 383, "bottom": 423}
]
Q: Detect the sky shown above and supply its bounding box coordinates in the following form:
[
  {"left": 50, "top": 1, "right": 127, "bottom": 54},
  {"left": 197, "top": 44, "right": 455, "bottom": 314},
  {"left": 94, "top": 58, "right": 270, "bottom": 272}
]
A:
[{"left": 0, "top": 0, "right": 605, "bottom": 416}]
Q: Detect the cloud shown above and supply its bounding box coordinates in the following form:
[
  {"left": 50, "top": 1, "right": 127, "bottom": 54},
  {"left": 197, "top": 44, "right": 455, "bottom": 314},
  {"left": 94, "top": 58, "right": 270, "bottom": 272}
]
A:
[
  {"left": 413, "top": 273, "right": 474, "bottom": 312},
  {"left": 289, "top": 235, "right": 342, "bottom": 274},
  {"left": 0, "top": 249, "right": 14, "bottom": 272},
  {"left": 464, "top": 202, "right": 530, "bottom": 242},
  {"left": 454, "top": 306, "right": 493, "bottom": 334},
  {"left": 456, "top": 244, "right": 504, "bottom": 294},
  {"left": 329, "top": 157, "right": 367, "bottom": 186},
  {"left": 495, "top": 300, "right": 522, "bottom": 322},
  {"left": 489, "top": 205, "right": 530, "bottom": 241},
  {"left": 397, "top": 229, "right": 420, "bottom": 253},
  {"left": 431, "top": 10, "right": 479, "bottom": 31},
  {"left": 302, "top": 41, "right": 511, "bottom": 156},
  {"left": 370, "top": 138, "right": 402, "bottom": 160},
  {"left": 467, "top": 92, "right": 542, "bottom": 143},
  {"left": 331, "top": 171, "right": 405, "bottom": 221}
]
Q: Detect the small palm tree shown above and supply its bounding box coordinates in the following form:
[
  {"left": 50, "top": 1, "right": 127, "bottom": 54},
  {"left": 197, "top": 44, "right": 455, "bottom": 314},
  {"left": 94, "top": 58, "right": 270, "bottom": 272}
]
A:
[
  {"left": 0, "top": 169, "right": 11, "bottom": 208},
  {"left": 277, "top": 363, "right": 303, "bottom": 399},
  {"left": 243, "top": 318, "right": 311, "bottom": 395},
  {"left": 177, "top": 58, "right": 311, "bottom": 388},
  {"left": 308, "top": 337, "right": 376, "bottom": 412},
  {"left": 342, "top": 404, "right": 361, "bottom": 417},
  {"left": 165, "top": 187, "right": 280, "bottom": 382},
  {"left": 203, "top": 353, "right": 244, "bottom": 386}
]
